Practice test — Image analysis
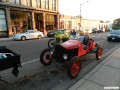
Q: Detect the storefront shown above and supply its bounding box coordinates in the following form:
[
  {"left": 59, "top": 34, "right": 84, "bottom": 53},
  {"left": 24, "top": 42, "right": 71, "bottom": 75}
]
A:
[
  {"left": 34, "top": 13, "right": 43, "bottom": 32},
  {"left": 10, "top": 10, "right": 32, "bottom": 34},
  {"left": 45, "top": 14, "right": 57, "bottom": 31},
  {"left": 0, "top": 9, "right": 7, "bottom": 38},
  {"left": 34, "top": 13, "right": 58, "bottom": 32}
]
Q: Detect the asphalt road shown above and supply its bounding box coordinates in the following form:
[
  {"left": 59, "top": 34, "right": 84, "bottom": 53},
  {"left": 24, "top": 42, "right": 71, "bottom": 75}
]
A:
[{"left": 0, "top": 32, "right": 120, "bottom": 90}]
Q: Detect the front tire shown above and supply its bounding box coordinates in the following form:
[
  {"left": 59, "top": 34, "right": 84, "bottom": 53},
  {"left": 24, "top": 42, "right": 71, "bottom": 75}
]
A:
[
  {"left": 48, "top": 39, "right": 55, "bottom": 49},
  {"left": 67, "top": 56, "right": 82, "bottom": 79},
  {"left": 21, "top": 36, "right": 26, "bottom": 41},
  {"left": 96, "top": 45, "right": 103, "bottom": 60},
  {"left": 40, "top": 48, "right": 53, "bottom": 66}
]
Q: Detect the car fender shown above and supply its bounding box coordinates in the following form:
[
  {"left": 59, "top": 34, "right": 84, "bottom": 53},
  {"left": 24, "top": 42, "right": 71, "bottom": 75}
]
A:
[{"left": 91, "top": 41, "right": 97, "bottom": 50}]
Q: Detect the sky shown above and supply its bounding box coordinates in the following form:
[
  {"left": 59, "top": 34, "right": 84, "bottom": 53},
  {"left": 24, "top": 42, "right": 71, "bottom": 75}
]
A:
[{"left": 59, "top": 0, "right": 120, "bottom": 21}]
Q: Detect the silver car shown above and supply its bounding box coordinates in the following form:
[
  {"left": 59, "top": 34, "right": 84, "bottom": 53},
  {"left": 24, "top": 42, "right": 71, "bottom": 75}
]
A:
[{"left": 13, "top": 30, "right": 44, "bottom": 41}]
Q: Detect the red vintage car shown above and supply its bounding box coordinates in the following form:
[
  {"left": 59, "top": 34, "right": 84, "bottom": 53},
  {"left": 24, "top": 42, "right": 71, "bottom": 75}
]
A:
[{"left": 40, "top": 35, "right": 103, "bottom": 79}]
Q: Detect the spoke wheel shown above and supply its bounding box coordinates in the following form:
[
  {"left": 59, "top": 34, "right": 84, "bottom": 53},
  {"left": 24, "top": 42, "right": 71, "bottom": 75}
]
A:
[
  {"left": 96, "top": 45, "right": 103, "bottom": 60},
  {"left": 40, "top": 48, "right": 53, "bottom": 66},
  {"left": 48, "top": 39, "right": 55, "bottom": 49},
  {"left": 67, "top": 56, "right": 81, "bottom": 79}
]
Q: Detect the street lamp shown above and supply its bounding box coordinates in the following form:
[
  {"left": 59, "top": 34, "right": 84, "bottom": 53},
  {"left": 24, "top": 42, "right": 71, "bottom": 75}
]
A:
[{"left": 79, "top": 1, "right": 89, "bottom": 30}]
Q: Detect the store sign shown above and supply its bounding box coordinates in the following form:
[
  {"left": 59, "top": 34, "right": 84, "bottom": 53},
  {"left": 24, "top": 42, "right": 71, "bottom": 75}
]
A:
[{"left": 0, "top": 10, "right": 7, "bottom": 31}]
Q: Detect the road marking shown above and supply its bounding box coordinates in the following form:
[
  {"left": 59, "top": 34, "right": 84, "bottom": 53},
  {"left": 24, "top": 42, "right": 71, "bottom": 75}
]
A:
[
  {"left": 97, "top": 40, "right": 106, "bottom": 43},
  {"left": 102, "top": 37, "right": 106, "bottom": 38},
  {"left": 21, "top": 58, "right": 39, "bottom": 65}
]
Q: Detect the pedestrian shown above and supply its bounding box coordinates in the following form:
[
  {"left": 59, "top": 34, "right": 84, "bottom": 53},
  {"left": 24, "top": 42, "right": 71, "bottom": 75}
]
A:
[
  {"left": 71, "top": 30, "right": 76, "bottom": 35},
  {"left": 12, "top": 26, "right": 17, "bottom": 34}
]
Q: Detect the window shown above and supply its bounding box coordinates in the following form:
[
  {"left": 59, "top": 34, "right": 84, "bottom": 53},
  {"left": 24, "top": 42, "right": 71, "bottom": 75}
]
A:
[
  {"left": 16, "top": 0, "right": 20, "bottom": 4},
  {"left": 36, "top": 0, "right": 41, "bottom": 8},
  {"left": 26, "top": 0, "right": 31, "bottom": 6},
  {"left": 10, "top": 0, "right": 20, "bottom": 4},
  {"left": 0, "top": 10, "right": 7, "bottom": 31},
  {"left": 44, "top": 0, "right": 49, "bottom": 9},
  {"left": 52, "top": 0, "right": 56, "bottom": 11},
  {"left": 21, "top": 0, "right": 31, "bottom": 6}
]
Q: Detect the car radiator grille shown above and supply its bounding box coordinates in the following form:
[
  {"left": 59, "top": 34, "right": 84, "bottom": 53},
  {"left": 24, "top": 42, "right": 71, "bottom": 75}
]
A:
[{"left": 55, "top": 45, "right": 66, "bottom": 62}]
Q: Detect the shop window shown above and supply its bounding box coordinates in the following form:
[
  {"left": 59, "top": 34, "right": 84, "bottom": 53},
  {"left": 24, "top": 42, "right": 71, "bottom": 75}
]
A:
[
  {"left": 0, "top": 10, "right": 7, "bottom": 31},
  {"left": 10, "top": 11, "right": 32, "bottom": 33}
]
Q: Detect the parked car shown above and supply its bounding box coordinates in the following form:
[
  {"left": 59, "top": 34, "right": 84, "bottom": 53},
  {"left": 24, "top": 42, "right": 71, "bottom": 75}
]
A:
[
  {"left": 13, "top": 30, "right": 44, "bottom": 41},
  {"left": 40, "top": 34, "right": 103, "bottom": 79},
  {"left": 107, "top": 30, "right": 120, "bottom": 41},
  {"left": 84, "top": 29, "right": 92, "bottom": 34},
  {"left": 47, "top": 29, "right": 71, "bottom": 38},
  {"left": 92, "top": 28, "right": 104, "bottom": 33},
  {"left": 92, "top": 28, "right": 98, "bottom": 33}
]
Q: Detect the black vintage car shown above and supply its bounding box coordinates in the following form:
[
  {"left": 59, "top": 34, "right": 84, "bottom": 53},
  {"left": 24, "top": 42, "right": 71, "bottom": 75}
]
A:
[
  {"left": 47, "top": 29, "right": 65, "bottom": 37},
  {"left": 107, "top": 30, "right": 120, "bottom": 41}
]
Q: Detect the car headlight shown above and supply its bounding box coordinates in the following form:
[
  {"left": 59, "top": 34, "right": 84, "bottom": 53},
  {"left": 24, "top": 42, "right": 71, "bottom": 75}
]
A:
[{"left": 63, "top": 54, "right": 68, "bottom": 59}]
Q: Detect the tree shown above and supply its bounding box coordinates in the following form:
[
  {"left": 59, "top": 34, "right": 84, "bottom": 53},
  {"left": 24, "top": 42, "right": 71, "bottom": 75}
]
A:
[{"left": 112, "top": 18, "right": 120, "bottom": 30}]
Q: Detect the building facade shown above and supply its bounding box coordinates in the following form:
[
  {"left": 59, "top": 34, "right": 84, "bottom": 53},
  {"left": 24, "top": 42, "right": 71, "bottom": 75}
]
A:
[
  {"left": 72, "top": 16, "right": 110, "bottom": 31},
  {"left": 59, "top": 14, "right": 72, "bottom": 30},
  {"left": 0, "top": 0, "right": 59, "bottom": 37}
]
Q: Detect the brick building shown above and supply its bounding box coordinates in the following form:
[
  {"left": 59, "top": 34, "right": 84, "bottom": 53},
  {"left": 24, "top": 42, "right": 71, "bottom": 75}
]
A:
[{"left": 0, "top": 0, "right": 59, "bottom": 37}]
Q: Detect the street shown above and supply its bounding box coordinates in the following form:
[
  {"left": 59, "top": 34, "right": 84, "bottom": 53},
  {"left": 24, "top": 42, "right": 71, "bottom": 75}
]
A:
[{"left": 0, "top": 32, "right": 120, "bottom": 90}]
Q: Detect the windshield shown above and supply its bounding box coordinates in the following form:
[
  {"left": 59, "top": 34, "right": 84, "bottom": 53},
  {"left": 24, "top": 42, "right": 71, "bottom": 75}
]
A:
[
  {"left": 110, "top": 30, "right": 120, "bottom": 34},
  {"left": 69, "top": 35, "right": 84, "bottom": 42}
]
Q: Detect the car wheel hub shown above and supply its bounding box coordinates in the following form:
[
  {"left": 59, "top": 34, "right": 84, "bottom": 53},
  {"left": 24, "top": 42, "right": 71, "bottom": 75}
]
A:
[
  {"left": 43, "top": 52, "right": 51, "bottom": 63},
  {"left": 71, "top": 60, "right": 81, "bottom": 76}
]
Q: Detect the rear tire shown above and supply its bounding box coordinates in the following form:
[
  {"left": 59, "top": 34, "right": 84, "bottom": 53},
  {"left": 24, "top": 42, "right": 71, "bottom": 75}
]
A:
[
  {"left": 67, "top": 56, "right": 82, "bottom": 79},
  {"left": 38, "top": 35, "right": 42, "bottom": 39},
  {"left": 40, "top": 48, "right": 53, "bottom": 66},
  {"left": 96, "top": 45, "right": 103, "bottom": 60}
]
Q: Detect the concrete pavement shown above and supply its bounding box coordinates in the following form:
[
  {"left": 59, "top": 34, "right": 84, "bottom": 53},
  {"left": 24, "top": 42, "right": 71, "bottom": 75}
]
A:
[{"left": 69, "top": 47, "right": 120, "bottom": 90}]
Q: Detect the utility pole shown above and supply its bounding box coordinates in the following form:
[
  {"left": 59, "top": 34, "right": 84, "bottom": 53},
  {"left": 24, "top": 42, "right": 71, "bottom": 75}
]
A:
[{"left": 79, "top": 1, "right": 89, "bottom": 30}]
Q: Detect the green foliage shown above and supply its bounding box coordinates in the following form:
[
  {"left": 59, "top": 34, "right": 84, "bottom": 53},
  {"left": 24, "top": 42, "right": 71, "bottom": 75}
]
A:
[{"left": 112, "top": 18, "right": 120, "bottom": 30}]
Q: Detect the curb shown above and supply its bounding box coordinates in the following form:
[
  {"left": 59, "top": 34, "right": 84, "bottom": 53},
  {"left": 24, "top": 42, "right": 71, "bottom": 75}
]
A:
[{"left": 0, "top": 36, "right": 50, "bottom": 42}]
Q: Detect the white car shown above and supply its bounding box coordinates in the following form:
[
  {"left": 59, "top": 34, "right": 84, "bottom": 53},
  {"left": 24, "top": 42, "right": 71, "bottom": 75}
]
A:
[
  {"left": 13, "top": 30, "right": 44, "bottom": 41},
  {"left": 84, "top": 29, "right": 92, "bottom": 34}
]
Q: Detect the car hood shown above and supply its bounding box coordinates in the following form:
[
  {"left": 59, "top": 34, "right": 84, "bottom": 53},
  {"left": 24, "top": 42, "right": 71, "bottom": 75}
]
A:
[
  {"left": 61, "top": 40, "right": 81, "bottom": 50},
  {"left": 109, "top": 33, "right": 120, "bottom": 36}
]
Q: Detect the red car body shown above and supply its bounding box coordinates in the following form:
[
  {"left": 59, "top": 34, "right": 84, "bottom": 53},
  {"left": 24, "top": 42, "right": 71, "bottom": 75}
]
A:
[
  {"left": 61, "top": 39, "right": 96, "bottom": 56},
  {"left": 40, "top": 36, "right": 102, "bottom": 79}
]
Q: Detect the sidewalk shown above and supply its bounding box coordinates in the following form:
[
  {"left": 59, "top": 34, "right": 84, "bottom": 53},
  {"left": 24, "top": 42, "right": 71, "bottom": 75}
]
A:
[
  {"left": 0, "top": 37, "right": 13, "bottom": 43},
  {"left": 69, "top": 47, "right": 120, "bottom": 90}
]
